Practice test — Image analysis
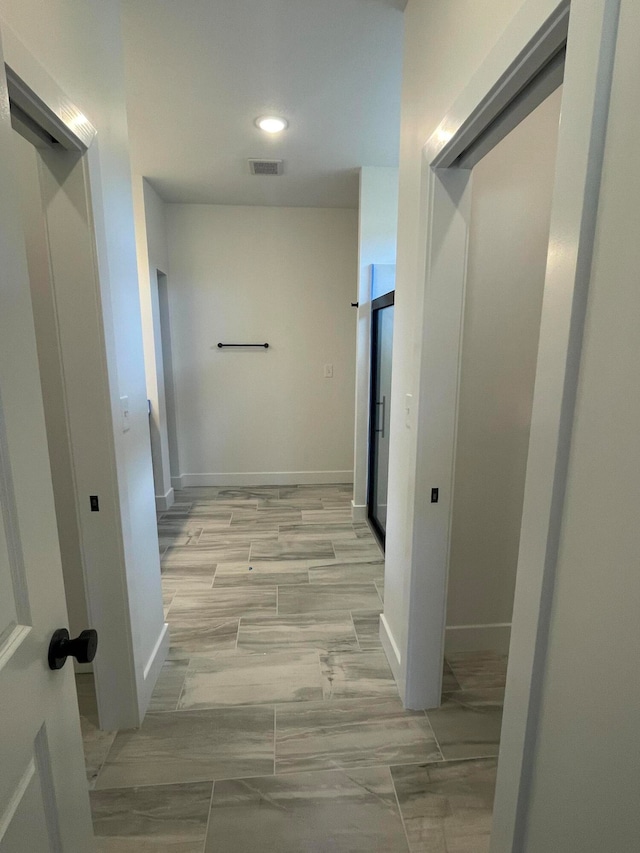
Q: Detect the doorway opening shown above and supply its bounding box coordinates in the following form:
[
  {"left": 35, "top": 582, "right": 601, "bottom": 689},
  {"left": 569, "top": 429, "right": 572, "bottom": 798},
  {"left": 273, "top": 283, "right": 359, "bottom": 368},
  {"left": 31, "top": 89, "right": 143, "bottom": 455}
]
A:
[
  {"left": 147, "top": 267, "right": 180, "bottom": 507},
  {"left": 439, "top": 85, "right": 563, "bottom": 773},
  {"left": 157, "top": 272, "right": 180, "bottom": 484},
  {"left": 367, "top": 289, "right": 395, "bottom": 547}
]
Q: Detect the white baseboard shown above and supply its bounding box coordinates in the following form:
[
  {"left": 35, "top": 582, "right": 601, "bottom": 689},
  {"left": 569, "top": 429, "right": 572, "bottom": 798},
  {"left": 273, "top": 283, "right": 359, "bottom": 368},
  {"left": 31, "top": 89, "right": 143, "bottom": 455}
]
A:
[
  {"left": 172, "top": 471, "right": 354, "bottom": 488},
  {"left": 155, "top": 488, "right": 175, "bottom": 511},
  {"left": 138, "top": 623, "right": 169, "bottom": 720},
  {"left": 445, "top": 623, "right": 512, "bottom": 655},
  {"left": 351, "top": 501, "right": 367, "bottom": 522},
  {"left": 380, "top": 613, "right": 406, "bottom": 698}
]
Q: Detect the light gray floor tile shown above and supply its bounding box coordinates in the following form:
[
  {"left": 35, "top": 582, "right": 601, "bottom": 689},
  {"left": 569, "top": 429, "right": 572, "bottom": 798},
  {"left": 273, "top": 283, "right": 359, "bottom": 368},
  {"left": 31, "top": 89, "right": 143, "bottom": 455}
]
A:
[
  {"left": 391, "top": 758, "right": 497, "bottom": 853},
  {"left": 301, "top": 509, "right": 353, "bottom": 523},
  {"left": 185, "top": 506, "right": 234, "bottom": 521},
  {"left": 199, "top": 527, "right": 278, "bottom": 543},
  {"left": 237, "top": 613, "right": 359, "bottom": 652},
  {"left": 162, "top": 590, "right": 175, "bottom": 616},
  {"left": 175, "top": 488, "right": 222, "bottom": 500},
  {"left": 279, "top": 522, "right": 357, "bottom": 541},
  {"left": 320, "top": 649, "right": 397, "bottom": 699},
  {"left": 90, "top": 781, "right": 212, "bottom": 852},
  {"left": 375, "top": 580, "right": 385, "bottom": 602},
  {"left": 159, "top": 502, "right": 193, "bottom": 518},
  {"left": 76, "top": 674, "right": 117, "bottom": 790},
  {"left": 157, "top": 521, "right": 204, "bottom": 540},
  {"left": 278, "top": 485, "right": 352, "bottom": 501},
  {"left": 162, "top": 573, "right": 217, "bottom": 590},
  {"left": 205, "top": 767, "right": 409, "bottom": 853},
  {"left": 353, "top": 522, "right": 377, "bottom": 540},
  {"left": 426, "top": 690, "right": 504, "bottom": 760},
  {"left": 250, "top": 539, "right": 335, "bottom": 562},
  {"left": 308, "top": 559, "right": 384, "bottom": 584},
  {"left": 167, "top": 617, "right": 239, "bottom": 658},
  {"left": 164, "top": 542, "right": 252, "bottom": 564},
  {"left": 275, "top": 696, "right": 442, "bottom": 774},
  {"left": 446, "top": 651, "right": 508, "bottom": 691},
  {"left": 178, "top": 650, "right": 323, "bottom": 709},
  {"left": 260, "top": 498, "right": 324, "bottom": 510},
  {"left": 442, "top": 660, "right": 461, "bottom": 693},
  {"left": 230, "top": 508, "right": 303, "bottom": 525},
  {"left": 332, "top": 539, "right": 383, "bottom": 560},
  {"left": 158, "top": 533, "right": 196, "bottom": 550},
  {"left": 352, "top": 611, "right": 382, "bottom": 649},
  {"left": 213, "top": 560, "right": 309, "bottom": 586},
  {"left": 148, "top": 659, "right": 189, "bottom": 712},
  {"left": 161, "top": 555, "right": 217, "bottom": 585},
  {"left": 95, "top": 707, "right": 275, "bottom": 788},
  {"left": 215, "top": 487, "right": 280, "bottom": 501},
  {"left": 161, "top": 546, "right": 219, "bottom": 569},
  {"left": 169, "top": 588, "right": 277, "bottom": 620},
  {"left": 278, "top": 583, "right": 381, "bottom": 614}
]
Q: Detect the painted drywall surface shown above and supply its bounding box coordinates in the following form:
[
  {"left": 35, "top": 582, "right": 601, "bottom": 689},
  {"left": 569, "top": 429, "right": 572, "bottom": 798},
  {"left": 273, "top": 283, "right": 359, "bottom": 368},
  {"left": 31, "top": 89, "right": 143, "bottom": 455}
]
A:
[
  {"left": 133, "top": 176, "right": 173, "bottom": 506},
  {"left": 383, "top": 0, "right": 530, "bottom": 682},
  {"left": 11, "top": 131, "right": 89, "bottom": 644},
  {"left": 520, "top": 3, "right": 640, "bottom": 846},
  {"left": 165, "top": 204, "right": 357, "bottom": 483},
  {"left": 445, "top": 89, "right": 561, "bottom": 645},
  {"left": 0, "top": 0, "right": 165, "bottom": 725},
  {"left": 353, "top": 167, "right": 398, "bottom": 518}
]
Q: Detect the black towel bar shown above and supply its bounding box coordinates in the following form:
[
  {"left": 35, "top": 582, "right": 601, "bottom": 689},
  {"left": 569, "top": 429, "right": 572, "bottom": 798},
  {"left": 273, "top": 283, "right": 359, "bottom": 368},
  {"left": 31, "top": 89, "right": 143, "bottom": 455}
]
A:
[{"left": 217, "top": 342, "right": 269, "bottom": 348}]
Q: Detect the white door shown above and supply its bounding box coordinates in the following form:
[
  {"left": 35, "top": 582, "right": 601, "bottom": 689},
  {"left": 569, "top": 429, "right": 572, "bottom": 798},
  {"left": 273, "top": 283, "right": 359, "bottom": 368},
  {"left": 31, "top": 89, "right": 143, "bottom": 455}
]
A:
[{"left": 0, "top": 39, "right": 95, "bottom": 853}]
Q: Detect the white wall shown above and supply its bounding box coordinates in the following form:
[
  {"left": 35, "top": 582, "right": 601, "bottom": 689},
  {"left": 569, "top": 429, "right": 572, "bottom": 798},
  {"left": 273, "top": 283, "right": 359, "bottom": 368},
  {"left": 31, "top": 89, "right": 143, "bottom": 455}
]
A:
[
  {"left": 133, "top": 176, "right": 174, "bottom": 509},
  {"left": 0, "top": 0, "right": 166, "bottom": 727},
  {"left": 352, "top": 167, "right": 398, "bottom": 520},
  {"left": 165, "top": 204, "right": 357, "bottom": 486},
  {"left": 445, "top": 89, "right": 561, "bottom": 654}
]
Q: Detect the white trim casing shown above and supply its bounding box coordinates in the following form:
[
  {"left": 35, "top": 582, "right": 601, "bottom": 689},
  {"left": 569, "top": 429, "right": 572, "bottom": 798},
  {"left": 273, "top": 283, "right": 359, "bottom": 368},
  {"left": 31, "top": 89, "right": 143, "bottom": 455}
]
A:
[
  {"left": 351, "top": 501, "right": 367, "bottom": 522},
  {"left": 155, "top": 488, "right": 175, "bottom": 512}
]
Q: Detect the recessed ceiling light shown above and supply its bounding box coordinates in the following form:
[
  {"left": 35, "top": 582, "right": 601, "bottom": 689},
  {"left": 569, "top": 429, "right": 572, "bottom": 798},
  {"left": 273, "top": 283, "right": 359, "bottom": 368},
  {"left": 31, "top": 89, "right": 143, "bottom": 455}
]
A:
[{"left": 255, "top": 115, "right": 288, "bottom": 134}]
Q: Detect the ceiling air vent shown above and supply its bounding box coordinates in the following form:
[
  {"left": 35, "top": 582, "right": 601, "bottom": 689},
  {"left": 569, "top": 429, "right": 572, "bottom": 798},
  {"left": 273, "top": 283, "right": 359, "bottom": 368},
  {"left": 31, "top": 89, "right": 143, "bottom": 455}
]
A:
[{"left": 248, "top": 159, "right": 284, "bottom": 176}]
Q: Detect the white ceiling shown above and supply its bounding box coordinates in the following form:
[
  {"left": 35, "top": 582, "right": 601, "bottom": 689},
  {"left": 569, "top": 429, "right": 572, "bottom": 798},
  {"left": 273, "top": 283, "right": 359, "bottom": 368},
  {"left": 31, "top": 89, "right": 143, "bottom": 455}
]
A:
[{"left": 120, "top": 0, "right": 404, "bottom": 208}]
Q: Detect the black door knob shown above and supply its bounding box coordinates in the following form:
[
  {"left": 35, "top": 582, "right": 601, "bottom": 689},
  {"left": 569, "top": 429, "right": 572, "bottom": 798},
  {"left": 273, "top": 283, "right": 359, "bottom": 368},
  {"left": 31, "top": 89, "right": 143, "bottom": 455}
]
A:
[{"left": 48, "top": 628, "right": 98, "bottom": 671}]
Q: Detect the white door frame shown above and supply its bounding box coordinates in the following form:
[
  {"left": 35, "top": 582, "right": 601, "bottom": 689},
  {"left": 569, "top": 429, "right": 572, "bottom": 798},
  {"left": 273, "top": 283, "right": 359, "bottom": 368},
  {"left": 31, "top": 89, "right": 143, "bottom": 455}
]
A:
[
  {"left": 1, "top": 21, "right": 167, "bottom": 730},
  {"left": 383, "top": 0, "right": 621, "bottom": 846}
]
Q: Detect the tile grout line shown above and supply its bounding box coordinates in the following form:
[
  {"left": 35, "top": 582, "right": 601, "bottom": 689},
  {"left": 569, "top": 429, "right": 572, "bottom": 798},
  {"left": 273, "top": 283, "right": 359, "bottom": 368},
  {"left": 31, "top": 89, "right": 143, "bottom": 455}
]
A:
[
  {"left": 387, "top": 764, "right": 413, "bottom": 853},
  {"left": 201, "top": 779, "right": 216, "bottom": 853},
  {"left": 349, "top": 611, "right": 362, "bottom": 650},
  {"left": 423, "top": 707, "right": 445, "bottom": 762},
  {"left": 91, "top": 754, "right": 480, "bottom": 794},
  {"left": 273, "top": 705, "right": 277, "bottom": 776}
]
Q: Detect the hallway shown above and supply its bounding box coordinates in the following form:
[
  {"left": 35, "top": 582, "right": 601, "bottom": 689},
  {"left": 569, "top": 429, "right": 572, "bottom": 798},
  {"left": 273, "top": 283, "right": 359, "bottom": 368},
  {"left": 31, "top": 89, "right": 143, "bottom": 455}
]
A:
[{"left": 80, "top": 485, "right": 504, "bottom": 851}]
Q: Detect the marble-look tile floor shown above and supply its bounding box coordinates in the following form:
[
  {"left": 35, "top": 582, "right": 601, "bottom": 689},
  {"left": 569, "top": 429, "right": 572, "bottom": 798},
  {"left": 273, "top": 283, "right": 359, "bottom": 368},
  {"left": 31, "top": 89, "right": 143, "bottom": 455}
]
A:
[{"left": 79, "top": 484, "right": 506, "bottom": 851}]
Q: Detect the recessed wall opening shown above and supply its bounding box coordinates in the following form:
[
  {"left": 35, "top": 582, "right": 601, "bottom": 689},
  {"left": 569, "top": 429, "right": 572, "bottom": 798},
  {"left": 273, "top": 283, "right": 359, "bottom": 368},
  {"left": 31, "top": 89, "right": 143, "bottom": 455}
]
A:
[{"left": 441, "top": 85, "right": 563, "bottom": 732}]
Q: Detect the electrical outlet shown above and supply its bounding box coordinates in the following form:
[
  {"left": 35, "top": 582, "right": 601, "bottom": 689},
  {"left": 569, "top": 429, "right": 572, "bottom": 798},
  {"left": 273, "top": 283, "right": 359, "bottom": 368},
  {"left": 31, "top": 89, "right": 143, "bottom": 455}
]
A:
[{"left": 324, "top": 364, "right": 334, "bottom": 378}]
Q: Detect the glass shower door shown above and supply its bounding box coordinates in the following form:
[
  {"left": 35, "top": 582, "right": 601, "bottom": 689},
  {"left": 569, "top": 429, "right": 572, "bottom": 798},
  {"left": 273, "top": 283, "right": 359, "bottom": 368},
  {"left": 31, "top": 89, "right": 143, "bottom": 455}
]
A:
[{"left": 368, "top": 292, "right": 394, "bottom": 545}]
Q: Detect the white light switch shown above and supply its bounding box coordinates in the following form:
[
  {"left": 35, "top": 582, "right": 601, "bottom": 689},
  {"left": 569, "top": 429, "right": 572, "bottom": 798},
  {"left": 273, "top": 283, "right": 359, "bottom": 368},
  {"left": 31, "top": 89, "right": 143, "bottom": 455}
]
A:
[
  {"left": 324, "top": 364, "right": 334, "bottom": 378},
  {"left": 120, "top": 395, "right": 130, "bottom": 433},
  {"left": 405, "top": 393, "right": 413, "bottom": 429}
]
